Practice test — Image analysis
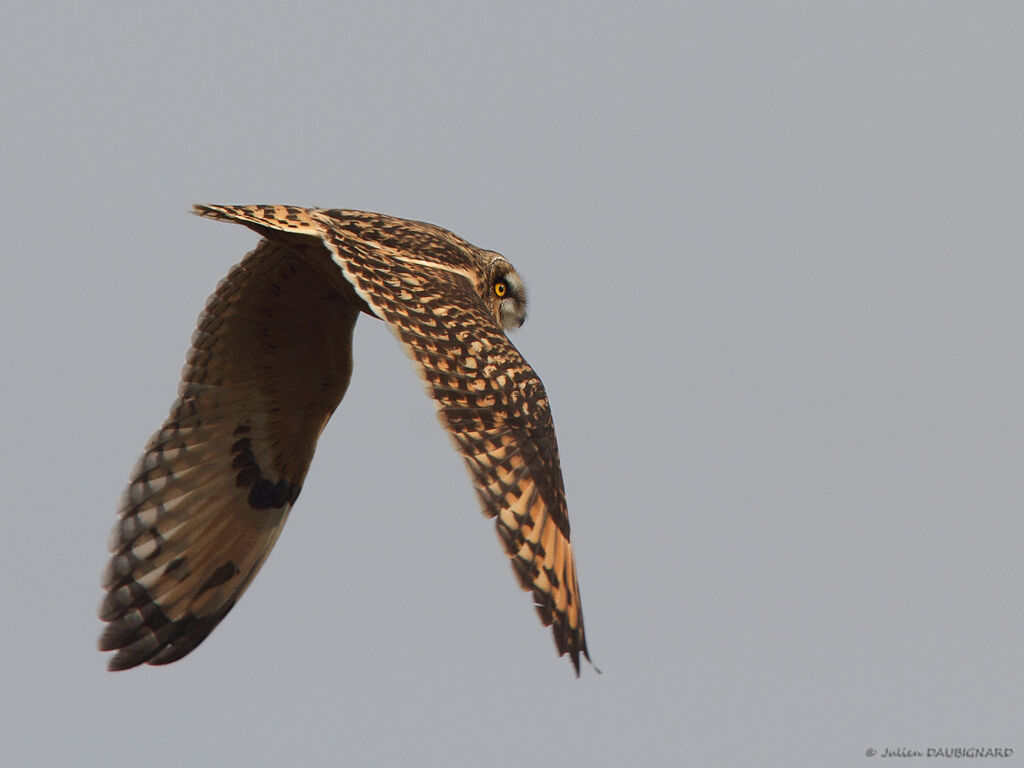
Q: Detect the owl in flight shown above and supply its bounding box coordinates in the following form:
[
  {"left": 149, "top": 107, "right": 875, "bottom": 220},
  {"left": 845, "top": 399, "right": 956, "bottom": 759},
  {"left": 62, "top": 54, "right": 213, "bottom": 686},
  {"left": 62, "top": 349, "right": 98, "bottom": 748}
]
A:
[{"left": 99, "top": 205, "right": 593, "bottom": 675}]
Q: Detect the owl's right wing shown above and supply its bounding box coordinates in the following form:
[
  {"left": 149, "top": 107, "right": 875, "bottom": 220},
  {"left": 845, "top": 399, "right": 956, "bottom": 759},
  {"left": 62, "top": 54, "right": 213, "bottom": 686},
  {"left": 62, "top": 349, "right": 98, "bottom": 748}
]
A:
[
  {"left": 312, "top": 211, "right": 594, "bottom": 675},
  {"left": 99, "top": 235, "right": 359, "bottom": 670}
]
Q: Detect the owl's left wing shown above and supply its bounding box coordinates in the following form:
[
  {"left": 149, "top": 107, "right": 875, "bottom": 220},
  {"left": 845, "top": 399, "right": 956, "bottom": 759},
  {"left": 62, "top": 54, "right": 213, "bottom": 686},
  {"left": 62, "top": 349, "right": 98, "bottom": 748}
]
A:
[
  {"left": 100, "top": 234, "right": 359, "bottom": 670},
  {"left": 313, "top": 212, "right": 593, "bottom": 674}
]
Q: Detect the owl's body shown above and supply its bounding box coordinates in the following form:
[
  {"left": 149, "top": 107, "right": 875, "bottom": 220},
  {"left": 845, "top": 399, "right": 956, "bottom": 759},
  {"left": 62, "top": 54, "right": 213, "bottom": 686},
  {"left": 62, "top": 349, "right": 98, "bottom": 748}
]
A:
[{"left": 99, "top": 205, "right": 592, "bottom": 674}]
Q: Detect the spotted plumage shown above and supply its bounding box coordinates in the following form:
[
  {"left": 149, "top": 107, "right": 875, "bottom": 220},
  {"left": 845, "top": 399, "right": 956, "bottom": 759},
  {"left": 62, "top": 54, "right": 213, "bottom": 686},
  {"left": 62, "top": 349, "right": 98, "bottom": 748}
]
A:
[{"left": 100, "top": 204, "right": 593, "bottom": 674}]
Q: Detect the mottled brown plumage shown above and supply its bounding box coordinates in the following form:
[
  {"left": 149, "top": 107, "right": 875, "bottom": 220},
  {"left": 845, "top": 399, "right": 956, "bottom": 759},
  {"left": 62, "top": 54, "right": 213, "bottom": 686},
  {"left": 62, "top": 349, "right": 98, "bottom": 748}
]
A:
[{"left": 100, "top": 205, "right": 593, "bottom": 674}]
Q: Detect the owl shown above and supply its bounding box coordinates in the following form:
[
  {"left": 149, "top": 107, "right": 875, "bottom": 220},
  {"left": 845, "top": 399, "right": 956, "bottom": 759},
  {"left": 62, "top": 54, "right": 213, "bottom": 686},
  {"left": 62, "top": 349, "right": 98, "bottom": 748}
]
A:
[{"left": 99, "top": 205, "right": 593, "bottom": 675}]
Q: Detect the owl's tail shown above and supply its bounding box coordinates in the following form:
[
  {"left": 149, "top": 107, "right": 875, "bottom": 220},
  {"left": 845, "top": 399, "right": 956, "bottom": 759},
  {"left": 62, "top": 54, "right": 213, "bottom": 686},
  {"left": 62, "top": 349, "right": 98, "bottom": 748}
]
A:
[{"left": 193, "top": 203, "right": 326, "bottom": 239}]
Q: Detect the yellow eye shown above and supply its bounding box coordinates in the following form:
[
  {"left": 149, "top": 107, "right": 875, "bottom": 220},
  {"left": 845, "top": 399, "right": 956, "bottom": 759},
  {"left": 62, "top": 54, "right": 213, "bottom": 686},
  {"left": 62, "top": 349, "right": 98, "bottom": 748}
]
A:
[{"left": 494, "top": 281, "right": 507, "bottom": 298}]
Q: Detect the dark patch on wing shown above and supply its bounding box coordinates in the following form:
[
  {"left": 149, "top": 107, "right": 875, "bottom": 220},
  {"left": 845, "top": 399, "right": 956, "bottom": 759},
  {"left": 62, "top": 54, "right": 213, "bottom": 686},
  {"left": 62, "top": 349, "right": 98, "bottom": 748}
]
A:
[
  {"left": 196, "top": 562, "right": 240, "bottom": 597},
  {"left": 231, "top": 435, "right": 302, "bottom": 510},
  {"left": 164, "top": 557, "right": 188, "bottom": 581},
  {"left": 99, "top": 585, "right": 237, "bottom": 671},
  {"left": 146, "top": 602, "right": 237, "bottom": 666}
]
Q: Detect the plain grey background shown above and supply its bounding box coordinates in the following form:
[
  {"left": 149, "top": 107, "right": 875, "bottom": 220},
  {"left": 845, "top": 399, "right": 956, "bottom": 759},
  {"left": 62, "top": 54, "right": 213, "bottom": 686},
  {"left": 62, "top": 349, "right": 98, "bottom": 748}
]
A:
[{"left": 2, "top": 2, "right": 1022, "bottom": 765}]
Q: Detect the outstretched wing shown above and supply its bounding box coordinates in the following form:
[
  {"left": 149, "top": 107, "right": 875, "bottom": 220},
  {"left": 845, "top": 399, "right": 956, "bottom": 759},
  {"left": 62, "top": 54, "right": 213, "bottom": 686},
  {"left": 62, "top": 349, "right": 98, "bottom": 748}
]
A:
[
  {"left": 99, "top": 235, "right": 359, "bottom": 670},
  {"left": 313, "top": 210, "right": 593, "bottom": 674}
]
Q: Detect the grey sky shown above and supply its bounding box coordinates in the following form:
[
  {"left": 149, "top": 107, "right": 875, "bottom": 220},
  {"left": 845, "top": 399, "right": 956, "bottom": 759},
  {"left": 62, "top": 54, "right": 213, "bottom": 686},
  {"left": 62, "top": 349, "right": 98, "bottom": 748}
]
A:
[{"left": 3, "top": 2, "right": 1022, "bottom": 765}]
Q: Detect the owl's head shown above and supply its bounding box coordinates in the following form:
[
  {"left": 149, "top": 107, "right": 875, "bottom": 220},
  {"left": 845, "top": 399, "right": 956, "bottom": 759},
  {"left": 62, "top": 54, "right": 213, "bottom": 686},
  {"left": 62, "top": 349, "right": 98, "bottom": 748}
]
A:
[{"left": 487, "top": 259, "right": 527, "bottom": 330}]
